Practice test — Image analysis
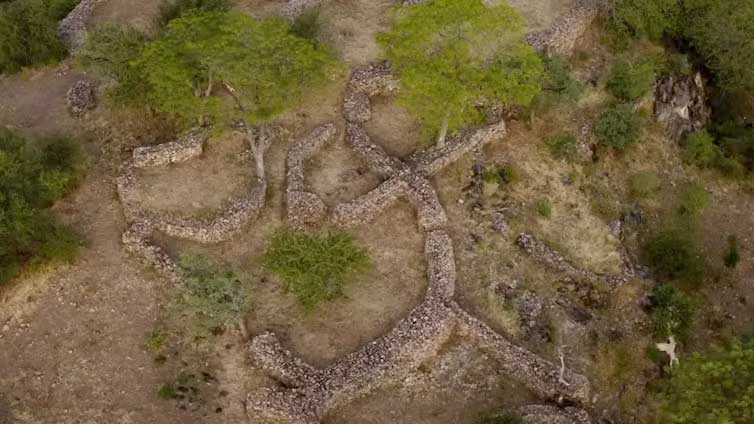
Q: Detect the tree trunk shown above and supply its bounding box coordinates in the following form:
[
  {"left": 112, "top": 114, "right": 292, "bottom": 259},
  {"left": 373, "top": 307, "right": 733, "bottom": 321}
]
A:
[
  {"left": 436, "top": 111, "right": 450, "bottom": 148},
  {"left": 244, "top": 123, "right": 269, "bottom": 180}
]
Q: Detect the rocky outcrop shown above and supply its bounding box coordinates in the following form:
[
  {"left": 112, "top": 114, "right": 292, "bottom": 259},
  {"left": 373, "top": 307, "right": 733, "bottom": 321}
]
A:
[
  {"left": 58, "top": 0, "right": 100, "bottom": 52},
  {"left": 654, "top": 72, "right": 711, "bottom": 140},
  {"left": 65, "top": 80, "right": 96, "bottom": 117}
]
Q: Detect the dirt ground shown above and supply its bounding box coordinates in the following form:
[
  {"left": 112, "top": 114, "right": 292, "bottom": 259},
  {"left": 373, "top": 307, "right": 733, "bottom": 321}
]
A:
[{"left": 4, "top": 1, "right": 754, "bottom": 424}]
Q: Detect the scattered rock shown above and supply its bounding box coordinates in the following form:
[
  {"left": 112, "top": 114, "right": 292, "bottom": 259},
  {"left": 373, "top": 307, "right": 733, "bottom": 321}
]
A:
[{"left": 66, "top": 80, "right": 96, "bottom": 117}]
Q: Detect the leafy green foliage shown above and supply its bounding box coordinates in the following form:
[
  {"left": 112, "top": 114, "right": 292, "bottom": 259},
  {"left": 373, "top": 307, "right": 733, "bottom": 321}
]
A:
[
  {"left": 137, "top": 11, "right": 338, "bottom": 125},
  {"left": 533, "top": 54, "right": 584, "bottom": 111},
  {"left": 477, "top": 412, "right": 523, "bottom": 424},
  {"left": 546, "top": 132, "right": 579, "bottom": 161},
  {"left": 262, "top": 229, "right": 370, "bottom": 311},
  {"left": 629, "top": 171, "right": 661, "bottom": 198},
  {"left": 594, "top": 103, "right": 643, "bottom": 150},
  {"left": 677, "top": 182, "right": 709, "bottom": 219},
  {"left": 609, "top": 0, "right": 682, "bottom": 42},
  {"left": 723, "top": 235, "right": 740, "bottom": 269},
  {"left": 173, "top": 255, "right": 251, "bottom": 338},
  {"left": 482, "top": 164, "right": 519, "bottom": 186},
  {"left": 0, "top": 130, "right": 84, "bottom": 284},
  {"left": 643, "top": 230, "right": 704, "bottom": 285},
  {"left": 155, "top": 0, "right": 231, "bottom": 29},
  {"left": 78, "top": 25, "right": 149, "bottom": 105},
  {"left": 378, "top": 0, "right": 543, "bottom": 141},
  {"left": 607, "top": 58, "right": 657, "bottom": 101},
  {"left": 650, "top": 284, "right": 695, "bottom": 341},
  {"left": 0, "top": 0, "right": 79, "bottom": 74},
  {"left": 157, "top": 383, "right": 178, "bottom": 400},
  {"left": 659, "top": 339, "right": 754, "bottom": 423}
]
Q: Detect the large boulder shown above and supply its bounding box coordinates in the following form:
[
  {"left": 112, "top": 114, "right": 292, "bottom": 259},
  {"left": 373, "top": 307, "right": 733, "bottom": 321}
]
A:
[{"left": 654, "top": 72, "right": 711, "bottom": 140}]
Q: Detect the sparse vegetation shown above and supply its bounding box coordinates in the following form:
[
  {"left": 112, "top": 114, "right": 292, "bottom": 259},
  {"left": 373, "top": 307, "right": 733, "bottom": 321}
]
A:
[
  {"left": 172, "top": 255, "right": 251, "bottom": 339},
  {"left": 535, "top": 198, "right": 552, "bottom": 219},
  {"left": 378, "top": 0, "right": 544, "bottom": 144},
  {"left": 0, "top": 0, "right": 80, "bottom": 74},
  {"left": 546, "top": 132, "right": 579, "bottom": 161},
  {"left": 650, "top": 284, "right": 695, "bottom": 342},
  {"left": 477, "top": 412, "right": 523, "bottom": 424},
  {"left": 155, "top": 0, "right": 232, "bottom": 29},
  {"left": 629, "top": 171, "right": 661, "bottom": 199},
  {"left": 594, "top": 103, "right": 643, "bottom": 150},
  {"left": 290, "top": 6, "right": 322, "bottom": 42},
  {"left": 659, "top": 338, "right": 754, "bottom": 423},
  {"left": 0, "top": 130, "right": 84, "bottom": 285},
  {"left": 262, "top": 229, "right": 371, "bottom": 310}
]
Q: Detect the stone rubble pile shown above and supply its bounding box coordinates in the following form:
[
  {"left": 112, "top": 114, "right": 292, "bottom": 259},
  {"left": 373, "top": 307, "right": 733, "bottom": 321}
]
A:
[{"left": 65, "top": 80, "right": 96, "bottom": 117}]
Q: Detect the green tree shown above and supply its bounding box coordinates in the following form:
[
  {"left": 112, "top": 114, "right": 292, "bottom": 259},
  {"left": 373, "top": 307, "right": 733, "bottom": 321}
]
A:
[
  {"left": 607, "top": 58, "right": 657, "bottom": 101},
  {"left": 659, "top": 339, "right": 754, "bottom": 423},
  {"left": 378, "top": 0, "right": 543, "bottom": 145},
  {"left": 0, "top": 0, "right": 75, "bottom": 74},
  {"left": 136, "top": 11, "right": 337, "bottom": 142},
  {"left": 650, "top": 284, "right": 695, "bottom": 341},
  {"left": 0, "top": 130, "right": 83, "bottom": 284}
]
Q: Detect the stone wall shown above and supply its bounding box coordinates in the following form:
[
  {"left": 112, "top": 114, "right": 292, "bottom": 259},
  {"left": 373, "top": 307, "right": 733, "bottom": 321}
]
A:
[
  {"left": 132, "top": 130, "right": 206, "bottom": 168},
  {"left": 59, "top": 0, "right": 100, "bottom": 52},
  {"left": 525, "top": 0, "right": 601, "bottom": 55}
]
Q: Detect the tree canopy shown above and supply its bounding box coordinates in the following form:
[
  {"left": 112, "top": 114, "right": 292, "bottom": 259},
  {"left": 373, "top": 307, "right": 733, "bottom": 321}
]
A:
[
  {"left": 135, "top": 11, "right": 338, "bottom": 126},
  {"left": 378, "top": 0, "right": 544, "bottom": 144},
  {"left": 0, "top": 130, "right": 83, "bottom": 284}
]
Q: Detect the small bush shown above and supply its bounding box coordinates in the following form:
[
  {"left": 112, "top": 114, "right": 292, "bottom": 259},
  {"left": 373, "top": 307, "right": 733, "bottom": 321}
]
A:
[
  {"left": 477, "top": 412, "right": 523, "bottom": 424},
  {"left": 536, "top": 198, "right": 552, "bottom": 219},
  {"left": 262, "top": 229, "right": 371, "bottom": 311},
  {"left": 659, "top": 339, "right": 754, "bottom": 423},
  {"left": 482, "top": 164, "right": 519, "bottom": 186},
  {"left": 546, "top": 132, "right": 579, "bottom": 161},
  {"left": 643, "top": 230, "right": 704, "bottom": 285},
  {"left": 174, "top": 255, "right": 251, "bottom": 338},
  {"left": 682, "top": 130, "right": 721, "bottom": 168},
  {"left": 607, "top": 59, "right": 657, "bottom": 101},
  {"left": 157, "top": 383, "right": 178, "bottom": 400},
  {"left": 723, "top": 235, "right": 740, "bottom": 269},
  {"left": 155, "top": 0, "right": 232, "bottom": 29},
  {"left": 629, "top": 171, "right": 660, "bottom": 199},
  {"left": 594, "top": 103, "right": 642, "bottom": 150},
  {"left": 541, "top": 54, "right": 584, "bottom": 102},
  {"left": 650, "top": 284, "right": 695, "bottom": 342},
  {"left": 290, "top": 7, "right": 322, "bottom": 42},
  {"left": 0, "top": 0, "right": 77, "bottom": 74}
]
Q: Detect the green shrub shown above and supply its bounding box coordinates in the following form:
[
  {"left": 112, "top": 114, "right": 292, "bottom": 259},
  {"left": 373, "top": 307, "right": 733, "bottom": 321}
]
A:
[
  {"left": 538, "top": 54, "right": 584, "bottom": 104},
  {"left": 155, "top": 0, "right": 231, "bottom": 29},
  {"left": 536, "top": 198, "right": 552, "bottom": 219},
  {"left": 290, "top": 7, "right": 322, "bottom": 42},
  {"left": 262, "top": 229, "right": 371, "bottom": 311},
  {"left": 594, "top": 103, "right": 642, "bottom": 150},
  {"left": 643, "top": 230, "right": 704, "bottom": 285},
  {"left": 0, "top": 0, "right": 77, "bottom": 74},
  {"left": 607, "top": 59, "right": 657, "bottom": 101},
  {"left": 477, "top": 412, "right": 523, "bottom": 424},
  {"left": 78, "top": 25, "right": 149, "bottom": 105},
  {"left": 650, "top": 284, "right": 695, "bottom": 342},
  {"left": 659, "top": 339, "right": 754, "bottom": 423},
  {"left": 629, "top": 170, "right": 661, "bottom": 198},
  {"left": 546, "top": 132, "right": 579, "bottom": 161},
  {"left": 723, "top": 235, "right": 740, "bottom": 269},
  {"left": 0, "top": 130, "right": 84, "bottom": 285},
  {"left": 174, "top": 255, "right": 251, "bottom": 338},
  {"left": 482, "top": 164, "right": 519, "bottom": 186},
  {"left": 157, "top": 383, "right": 178, "bottom": 400},
  {"left": 609, "top": 0, "right": 681, "bottom": 42},
  {"left": 682, "top": 130, "right": 721, "bottom": 168}
]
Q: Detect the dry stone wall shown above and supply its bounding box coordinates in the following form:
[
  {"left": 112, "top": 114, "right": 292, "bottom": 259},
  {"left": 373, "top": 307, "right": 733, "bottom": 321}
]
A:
[
  {"left": 247, "top": 62, "right": 592, "bottom": 423},
  {"left": 132, "top": 130, "right": 206, "bottom": 168},
  {"left": 525, "top": 0, "right": 601, "bottom": 55},
  {"left": 59, "top": 0, "right": 100, "bottom": 52}
]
